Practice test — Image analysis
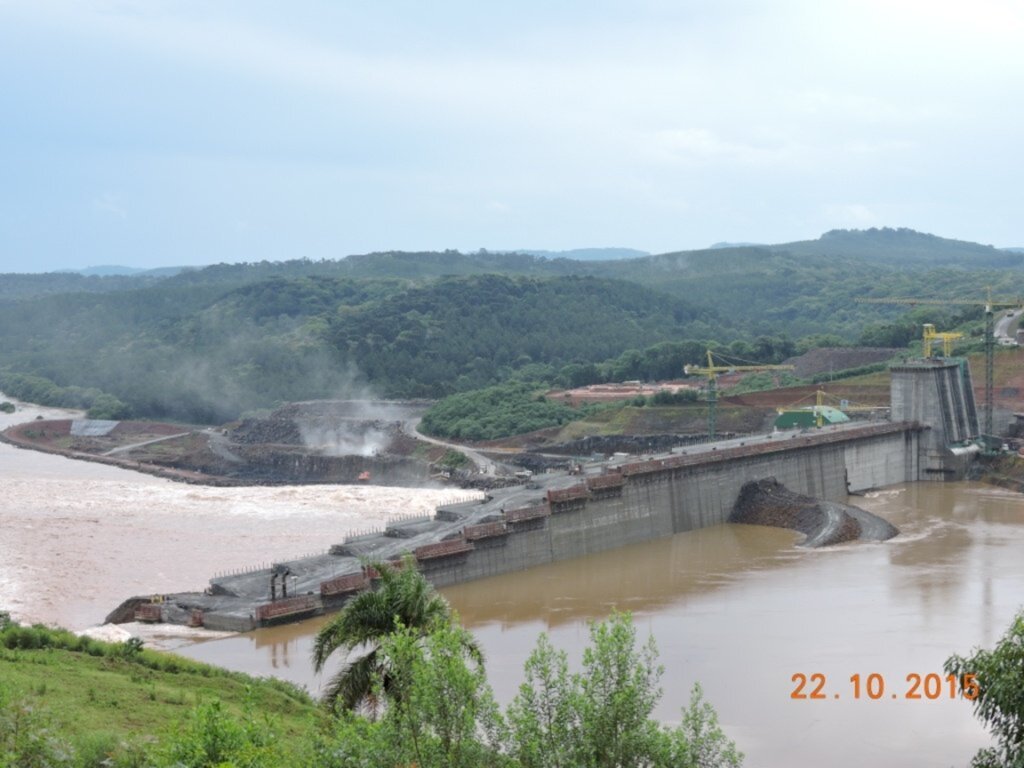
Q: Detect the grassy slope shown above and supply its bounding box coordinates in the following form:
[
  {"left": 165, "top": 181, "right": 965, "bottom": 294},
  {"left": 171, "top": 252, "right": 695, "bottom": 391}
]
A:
[
  {"left": 551, "top": 402, "right": 770, "bottom": 440},
  {"left": 0, "top": 638, "right": 318, "bottom": 748}
]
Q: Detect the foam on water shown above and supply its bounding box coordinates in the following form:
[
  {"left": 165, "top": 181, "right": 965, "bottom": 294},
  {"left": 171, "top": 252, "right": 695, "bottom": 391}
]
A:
[{"left": 0, "top": 396, "right": 481, "bottom": 629}]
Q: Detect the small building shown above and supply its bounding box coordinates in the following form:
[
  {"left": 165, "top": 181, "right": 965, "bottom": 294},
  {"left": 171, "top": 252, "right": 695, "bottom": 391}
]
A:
[{"left": 774, "top": 406, "right": 851, "bottom": 430}]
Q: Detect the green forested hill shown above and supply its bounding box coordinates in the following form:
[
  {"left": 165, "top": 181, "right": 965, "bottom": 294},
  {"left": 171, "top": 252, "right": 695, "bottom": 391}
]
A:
[
  {"left": 0, "top": 271, "right": 168, "bottom": 301},
  {"left": 2, "top": 227, "right": 1023, "bottom": 422},
  {"left": 776, "top": 227, "right": 1024, "bottom": 268},
  {"left": 326, "top": 274, "right": 716, "bottom": 397},
  {"left": 0, "top": 273, "right": 717, "bottom": 420},
  {"left": 579, "top": 231, "right": 1024, "bottom": 337}
]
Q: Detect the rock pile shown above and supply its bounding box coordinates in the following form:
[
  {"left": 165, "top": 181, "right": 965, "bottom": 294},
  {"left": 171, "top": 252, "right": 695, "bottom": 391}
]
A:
[{"left": 730, "top": 477, "right": 898, "bottom": 547}]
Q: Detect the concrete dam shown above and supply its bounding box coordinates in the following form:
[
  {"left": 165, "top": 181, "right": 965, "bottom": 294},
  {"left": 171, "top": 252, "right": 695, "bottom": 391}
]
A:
[{"left": 109, "top": 358, "right": 980, "bottom": 632}]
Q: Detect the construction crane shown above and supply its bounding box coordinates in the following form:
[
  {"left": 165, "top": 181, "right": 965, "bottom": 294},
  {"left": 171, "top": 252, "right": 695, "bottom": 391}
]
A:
[
  {"left": 775, "top": 388, "right": 886, "bottom": 429},
  {"left": 684, "top": 349, "right": 795, "bottom": 440},
  {"left": 921, "top": 324, "right": 963, "bottom": 358},
  {"left": 857, "top": 289, "right": 1023, "bottom": 440}
]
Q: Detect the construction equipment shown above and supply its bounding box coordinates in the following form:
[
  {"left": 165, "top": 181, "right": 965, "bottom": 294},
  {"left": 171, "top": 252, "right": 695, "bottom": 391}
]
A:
[
  {"left": 921, "top": 324, "right": 963, "bottom": 358},
  {"left": 684, "top": 349, "right": 795, "bottom": 439},
  {"left": 776, "top": 389, "right": 841, "bottom": 429},
  {"left": 775, "top": 388, "right": 884, "bottom": 429},
  {"left": 857, "top": 289, "right": 1023, "bottom": 441}
]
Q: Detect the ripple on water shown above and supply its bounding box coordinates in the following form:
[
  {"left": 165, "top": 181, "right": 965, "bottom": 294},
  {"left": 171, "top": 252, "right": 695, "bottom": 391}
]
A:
[{"left": 0, "top": 428, "right": 479, "bottom": 628}]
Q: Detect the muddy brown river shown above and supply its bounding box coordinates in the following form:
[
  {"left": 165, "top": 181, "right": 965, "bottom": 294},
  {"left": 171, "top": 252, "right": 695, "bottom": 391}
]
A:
[{"left": 3, "top": 398, "right": 1020, "bottom": 766}]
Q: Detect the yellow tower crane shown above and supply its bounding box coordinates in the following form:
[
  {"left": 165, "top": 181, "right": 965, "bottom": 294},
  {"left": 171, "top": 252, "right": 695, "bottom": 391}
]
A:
[
  {"left": 857, "top": 289, "right": 1023, "bottom": 439},
  {"left": 921, "top": 324, "right": 963, "bottom": 358},
  {"left": 684, "top": 349, "right": 795, "bottom": 440}
]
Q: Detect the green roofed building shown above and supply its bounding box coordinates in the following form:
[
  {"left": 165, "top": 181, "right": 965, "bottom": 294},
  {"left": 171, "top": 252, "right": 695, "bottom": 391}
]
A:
[{"left": 774, "top": 406, "right": 851, "bottom": 430}]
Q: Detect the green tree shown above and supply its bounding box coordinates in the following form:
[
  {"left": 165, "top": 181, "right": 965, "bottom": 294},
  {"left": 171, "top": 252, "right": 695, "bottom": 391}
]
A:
[
  {"left": 946, "top": 611, "right": 1024, "bottom": 767},
  {"left": 373, "top": 622, "right": 505, "bottom": 768},
  {"left": 671, "top": 683, "right": 746, "bottom": 768},
  {"left": 311, "top": 558, "right": 480, "bottom": 712},
  {"left": 507, "top": 612, "right": 743, "bottom": 768},
  {"left": 86, "top": 393, "right": 132, "bottom": 420},
  {"left": 506, "top": 633, "right": 578, "bottom": 768},
  {"left": 577, "top": 614, "right": 664, "bottom": 766},
  {"left": 858, "top": 321, "right": 916, "bottom": 348}
]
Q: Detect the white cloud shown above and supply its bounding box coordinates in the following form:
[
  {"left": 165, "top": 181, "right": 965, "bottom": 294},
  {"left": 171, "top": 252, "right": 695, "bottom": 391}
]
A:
[{"left": 3, "top": 1, "right": 1024, "bottom": 264}]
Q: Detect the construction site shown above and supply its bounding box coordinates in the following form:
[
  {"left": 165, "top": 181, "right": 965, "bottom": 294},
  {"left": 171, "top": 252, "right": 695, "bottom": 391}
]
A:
[
  {"left": 102, "top": 332, "right": 1003, "bottom": 632},
  {"left": 6, "top": 296, "right": 1024, "bottom": 633}
]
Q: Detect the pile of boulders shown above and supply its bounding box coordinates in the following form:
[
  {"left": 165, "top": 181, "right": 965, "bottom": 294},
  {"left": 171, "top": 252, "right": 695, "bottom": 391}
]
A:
[{"left": 730, "top": 477, "right": 897, "bottom": 547}]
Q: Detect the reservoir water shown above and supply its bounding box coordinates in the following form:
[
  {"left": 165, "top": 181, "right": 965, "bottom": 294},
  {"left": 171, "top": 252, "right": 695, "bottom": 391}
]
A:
[{"left": 3, "top": 397, "right": 1020, "bottom": 766}]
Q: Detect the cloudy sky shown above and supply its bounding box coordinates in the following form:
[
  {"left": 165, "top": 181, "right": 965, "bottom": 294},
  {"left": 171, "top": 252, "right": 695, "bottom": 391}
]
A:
[{"left": 1, "top": 0, "right": 1022, "bottom": 272}]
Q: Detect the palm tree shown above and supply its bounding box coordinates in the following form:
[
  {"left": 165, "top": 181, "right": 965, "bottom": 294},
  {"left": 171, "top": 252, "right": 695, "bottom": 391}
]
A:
[{"left": 312, "top": 556, "right": 481, "bottom": 712}]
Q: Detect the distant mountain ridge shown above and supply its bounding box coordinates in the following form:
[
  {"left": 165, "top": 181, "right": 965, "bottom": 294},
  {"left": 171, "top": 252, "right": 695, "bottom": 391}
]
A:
[
  {"left": 709, "top": 241, "right": 764, "bottom": 249},
  {"left": 770, "top": 227, "right": 1022, "bottom": 268},
  {"left": 69, "top": 265, "right": 192, "bottom": 277},
  {"left": 503, "top": 247, "right": 650, "bottom": 261}
]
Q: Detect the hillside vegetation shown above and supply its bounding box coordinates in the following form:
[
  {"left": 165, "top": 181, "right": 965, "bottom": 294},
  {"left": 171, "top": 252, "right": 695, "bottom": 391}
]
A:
[
  {"left": 0, "top": 611, "right": 742, "bottom": 768},
  {"left": 2, "top": 227, "right": 1022, "bottom": 423},
  {"left": 0, "top": 619, "right": 317, "bottom": 765},
  {"left": 0, "top": 273, "right": 717, "bottom": 421}
]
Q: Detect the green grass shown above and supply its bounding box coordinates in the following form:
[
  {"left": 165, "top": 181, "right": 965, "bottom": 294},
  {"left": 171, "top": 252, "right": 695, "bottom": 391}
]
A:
[
  {"left": 0, "top": 624, "right": 319, "bottom": 752},
  {"left": 554, "top": 402, "right": 759, "bottom": 440}
]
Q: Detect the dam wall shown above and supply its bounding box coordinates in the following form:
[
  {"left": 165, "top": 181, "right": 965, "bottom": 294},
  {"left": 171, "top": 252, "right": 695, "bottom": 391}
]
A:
[
  {"left": 113, "top": 422, "right": 926, "bottom": 630},
  {"left": 420, "top": 423, "right": 918, "bottom": 589},
  {"left": 843, "top": 427, "right": 921, "bottom": 491},
  {"left": 110, "top": 360, "right": 980, "bottom": 631}
]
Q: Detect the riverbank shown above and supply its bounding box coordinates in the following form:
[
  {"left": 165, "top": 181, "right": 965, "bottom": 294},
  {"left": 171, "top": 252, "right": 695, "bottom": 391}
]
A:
[
  {"left": 975, "top": 453, "right": 1024, "bottom": 492},
  {"left": 0, "top": 405, "right": 440, "bottom": 488},
  {"left": 0, "top": 394, "right": 479, "bottom": 631},
  {"left": 0, "top": 420, "right": 247, "bottom": 486}
]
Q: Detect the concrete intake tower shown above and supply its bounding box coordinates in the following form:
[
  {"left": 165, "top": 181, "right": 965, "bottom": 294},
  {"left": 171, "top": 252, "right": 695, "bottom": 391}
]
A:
[{"left": 890, "top": 358, "right": 980, "bottom": 479}]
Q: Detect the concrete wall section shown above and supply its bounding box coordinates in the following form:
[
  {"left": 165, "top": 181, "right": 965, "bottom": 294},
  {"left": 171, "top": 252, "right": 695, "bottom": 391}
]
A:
[
  {"left": 663, "top": 445, "right": 848, "bottom": 533},
  {"left": 843, "top": 430, "right": 920, "bottom": 492},
  {"left": 421, "top": 439, "right": 869, "bottom": 590},
  {"left": 891, "top": 360, "right": 978, "bottom": 479},
  {"left": 426, "top": 521, "right": 554, "bottom": 588},
  {"left": 549, "top": 495, "right": 667, "bottom": 559}
]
